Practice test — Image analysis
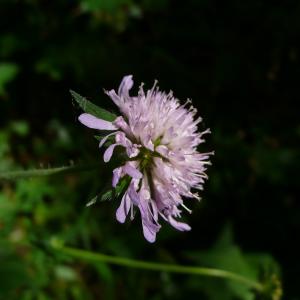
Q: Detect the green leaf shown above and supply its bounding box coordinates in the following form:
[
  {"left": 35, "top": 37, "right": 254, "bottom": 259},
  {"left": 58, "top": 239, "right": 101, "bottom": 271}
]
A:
[
  {"left": 109, "top": 175, "right": 131, "bottom": 199},
  {"left": 70, "top": 90, "right": 116, "bottom": 121},
  {"left": 185, "top": 225, "right": 281, "bottom": 300},
  {"left": 87, "top": 175, "right": 131, "bottom": 206},
  {"left": 0, "top": 240, "right": 29, "bottom": 297},
  {"left": 9, "top": 121, "right": 30, "bottom": 137},
  {"left": 80, "top": 0, "right": 128, "bottom": 13},
  {"left": 0, "top": 63, "right": 19, "bottom": 95},
  {"left": 94, "top": 134, "right": 115, "bottom": 146},
  {"left": 94, "top": 262, "right": 113, "bottom": 283},
  {"left": 54, "top": 265, "right": 78, "bottom": 281},
  {"left": 35, "top": 60, "right": 62, "bottom": 80}
]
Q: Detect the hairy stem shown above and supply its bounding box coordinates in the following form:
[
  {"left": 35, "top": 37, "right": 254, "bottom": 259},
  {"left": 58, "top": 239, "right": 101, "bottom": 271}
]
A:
[
  {"left": 51, "top": 242, "right": 264, "bottom": 293},
  {"left": 0, "top": 164, "right": 98, "bottom": 181}
]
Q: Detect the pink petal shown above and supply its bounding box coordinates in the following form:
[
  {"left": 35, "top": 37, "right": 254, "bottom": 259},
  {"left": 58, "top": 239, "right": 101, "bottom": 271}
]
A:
[
  {"left": 118, "top": 75, "right": 133, "bottom": 96},
  {"left": 156, "top": 145, "right": 169, "bottom": 157},
  {"left": 112, "top": 167, "right": 122, "bottom": 187},
  {"left": 115, "top": 132, "right": 128, "bottom": 145},
  {"left": 150, "top": 200, "right": 159, "bottom": 222},
  {"left": 142, "top": 221, "right": 156, "bottom": 243},
  {"left": 103, "top": 144, "right": 118, "bottom": 162},
  {"left": 116, "top": 192, "right": 131, "bottom": 223},
  {"left": 168, "top": 216, "right": 191, "bottom": 231},
  {"left": 123, "top": 163, "right": 143, "bottom": 179},
  {"left": 79, "top": 113, "right": 117, "bottom": 130},
  {"left": 126, "top": 144, "right": 140, "bottom": 158},
  {"left": 128, "top": 184, "right": 140, "bottom": 205},
  {"left": 99, "top": 132, "right": 118, "bottom": 148},
  {"left": 115, "top": 132, "right": 140, "bottom": 158},
  {"left": 138, "top": 199, "right": 160, "bottom": 243},
  {"left": 143, "top": 135, "right": 154, "bottom": 151},
  {"left": 113, "top": 116, "right": 132, "bottom": 136},
  {"left": 105, "top": 90, "right": 121, "bottom": 106}
]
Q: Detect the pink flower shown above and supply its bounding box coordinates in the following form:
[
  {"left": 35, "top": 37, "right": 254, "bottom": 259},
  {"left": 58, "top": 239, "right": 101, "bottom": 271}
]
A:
[{"left": 79, "top": 75, "right": 213, "bottom": 242}]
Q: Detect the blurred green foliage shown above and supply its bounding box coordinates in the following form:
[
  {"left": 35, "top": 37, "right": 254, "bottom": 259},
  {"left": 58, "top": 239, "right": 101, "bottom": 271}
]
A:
[
  {"left": 0, "top": 0, "right": 299, "bottom": 299},
  {"left": 0, "top": 63, "right": 19, "bottom": 95},
  {"left": 186, "top": 225, "right": 281, "bottom": 300}
]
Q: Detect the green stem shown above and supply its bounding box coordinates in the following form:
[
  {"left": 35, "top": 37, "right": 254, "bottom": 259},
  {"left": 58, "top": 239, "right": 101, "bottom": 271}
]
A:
[
  {"left": 51, "top": 242, "right": 264, "bottom": 293},
  {"left": 0, "top": 164, "right": 98, "bottom": 181}
]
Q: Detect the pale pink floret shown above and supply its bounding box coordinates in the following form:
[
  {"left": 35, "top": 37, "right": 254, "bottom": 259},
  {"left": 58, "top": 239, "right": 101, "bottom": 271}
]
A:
[{"left": 79, "top": 75, "right": 213, "bottom": 242}]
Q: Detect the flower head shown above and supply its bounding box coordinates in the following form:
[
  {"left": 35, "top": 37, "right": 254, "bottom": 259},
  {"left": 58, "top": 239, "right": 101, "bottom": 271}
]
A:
[{"left": 79, "top": 75, "right": 213, "bottom": 242}]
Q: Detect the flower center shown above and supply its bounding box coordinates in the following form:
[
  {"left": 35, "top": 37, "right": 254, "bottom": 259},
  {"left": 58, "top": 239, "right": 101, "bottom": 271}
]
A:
[
  {"left": 139, "top": 148, "right": 154, "bottom": 171},
  {"left": 138, "top": 137, "right": 163, "bottom": 171}
]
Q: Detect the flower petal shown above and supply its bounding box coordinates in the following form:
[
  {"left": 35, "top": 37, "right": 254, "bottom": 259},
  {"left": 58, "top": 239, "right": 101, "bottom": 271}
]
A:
[
  {"left": 156, "top": 145, "right": 169, "bottom": 157},
  {"left": 103, "top": 144, "right": 118, "bottom": 162},
  {"left": 168, "top": 216, "right": 191, "bottom": 231},
  {"left": 138, "top": 193, "right": 160, "bottom": 243},
  {"left": 115, "top": 132, "right": 127, "bottom": 144},
  {"left": 142, "top": 134, "right": 154, "bottom": 151},
  {"left": 150, "top": 200, "right": 159, "bottom": 222},
  {"left": 123, "top": 163, "right": 143, "bottom": 179},
  {"left": 128, "top": 183, "right": 140, "bottom": 205},
  {"left": 118, "top": 75, "right": 133, "bottom": 96},
  {"left": 79, "top": 113, "right": 117, "bottom": 130},
  {"left": 126, "top": 144, "right": 140, "bottom": 158},
  {"left": 116, "top": 192, "right": 131, "bottom": 223},
  {"left": 142, "top": 221, "right": 156, "bottom": 243},
  {"left": 99, "top": 132, "right": 118, "bottom": 148},
  {"left": 112, "top": 167, "right": 122, "bottom": 187},
  {"left": 113, "top": 116, "right": 132, "bottom": 136},
  {"left": 115, "top": 132, "right": 140, "bottom": 158},
  {"left": 105, "top": 90, "right": 121, "bottom": 106}
]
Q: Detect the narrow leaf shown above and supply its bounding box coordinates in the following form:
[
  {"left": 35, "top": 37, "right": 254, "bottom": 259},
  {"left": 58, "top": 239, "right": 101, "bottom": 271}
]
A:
[
  {"left": 94, "top": 135, "right": 115, "bottom": 146},
  {"left": 86, "top": 191, "right": 113, "bottom": 206},
  {"left": 97, "top": 176, "right": 131, "bottom": 203},
  {"left": 86, "top": 196, "right": 98, "bottom": 207},
  {"left": 70, "top": 90, "right": 116, "bottom": 122},
  {"left": 115, "top": 176, "right": 131, "bottom": 198}
]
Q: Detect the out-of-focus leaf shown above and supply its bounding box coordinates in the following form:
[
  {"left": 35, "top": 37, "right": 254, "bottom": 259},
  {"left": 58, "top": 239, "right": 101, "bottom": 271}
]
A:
[
  {"left": 186, "top": 225, "right": 281, "bottom": 300},
  {"left": 94, "top": 262, "right": 113, "bottom": 283},
  {"left": 80, "top": 0, "right": 128, "bottom": 13},
  {"left": 70, "top": 90, "right": 116, "bottom": 122},
  {"left": 9, "top": 121, "right": 30, "bottom": 137},
  {"left": 54, "top": 265, "right": 78, "bottom": 281},
  {"left": 0, "top": 63, "right": 19, "bottom": 95},
  {"left": 87, "top": 175, "right": 130, "bottom": 206},
  {"left": 0, "top": 241, "right": 29, "bottom": 298},
  {"left": 35, "top": 60, "right": 62, "bottom": 80},
  {"left": 15, "top": 179, "right": 55, "bottom": 212},
  {"left": 0, "top": 35, "right": 21, "bottom": 57}
]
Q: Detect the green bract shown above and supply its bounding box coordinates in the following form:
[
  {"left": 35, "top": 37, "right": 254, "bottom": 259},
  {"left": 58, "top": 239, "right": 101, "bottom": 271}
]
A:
[{"left": 70, "top": 90, "right": 116, "bottom": 122}]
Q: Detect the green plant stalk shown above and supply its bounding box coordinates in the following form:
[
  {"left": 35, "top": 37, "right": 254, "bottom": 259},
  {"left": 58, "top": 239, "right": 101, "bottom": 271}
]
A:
[
  {"left": 0, "top": 163, "right": 266, "bottom": 294},
  {"left": 52, "top": 243, "right": 264, "bottom": 293},
  {"left": 0, "top": 164, "right": 99, "bottom": 181}
]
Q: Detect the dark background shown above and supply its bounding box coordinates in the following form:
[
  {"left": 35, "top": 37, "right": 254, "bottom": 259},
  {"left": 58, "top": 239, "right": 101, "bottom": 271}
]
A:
[{"left": 0, "top": 1, "right": 299, "bottom": 299}]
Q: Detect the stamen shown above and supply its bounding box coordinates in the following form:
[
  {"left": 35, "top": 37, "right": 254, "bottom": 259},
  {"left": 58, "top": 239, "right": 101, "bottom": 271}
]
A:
[{"left": 181, "top": 203, "right": 192, "bottom": 214}]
